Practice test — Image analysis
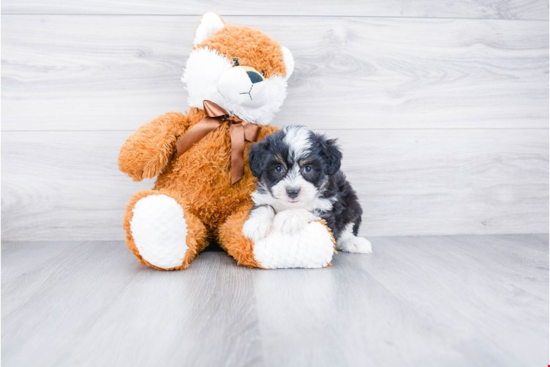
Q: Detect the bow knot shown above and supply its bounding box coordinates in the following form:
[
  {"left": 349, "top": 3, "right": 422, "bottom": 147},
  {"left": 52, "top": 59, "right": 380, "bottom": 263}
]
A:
[{"left": 176, "top": 100, "right": 260, "bottom": 184}]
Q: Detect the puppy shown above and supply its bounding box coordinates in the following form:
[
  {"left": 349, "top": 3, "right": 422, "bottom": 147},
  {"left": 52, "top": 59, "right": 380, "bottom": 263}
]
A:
[{"left": 243, "top": 125, "right": 372, "bottom": 253}]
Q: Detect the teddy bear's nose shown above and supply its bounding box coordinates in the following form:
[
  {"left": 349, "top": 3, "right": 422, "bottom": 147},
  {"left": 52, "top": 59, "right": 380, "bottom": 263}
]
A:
[{"left": 246, "top": 71, "right": 263, "bottom": 84}]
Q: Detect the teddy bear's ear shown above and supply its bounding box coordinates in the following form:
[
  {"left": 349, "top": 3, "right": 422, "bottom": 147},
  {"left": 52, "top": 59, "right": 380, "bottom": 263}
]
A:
[
  {"left": 194, "top": 12, "right": 226, "bottom": 45},
  {"left": 282, "top": 46, "right": 295, "bottom": 80}
]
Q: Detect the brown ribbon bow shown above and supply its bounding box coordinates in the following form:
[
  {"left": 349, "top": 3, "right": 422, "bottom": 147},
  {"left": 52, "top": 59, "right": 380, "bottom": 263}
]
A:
[{"left": 176, "top": 100, "right": 261, "bottom": 184}]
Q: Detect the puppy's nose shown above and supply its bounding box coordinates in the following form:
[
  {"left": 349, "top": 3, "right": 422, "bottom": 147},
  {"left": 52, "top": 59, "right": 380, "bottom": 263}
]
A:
[
  {"left": 246, "top": 71, "right": 263, "bottom": 84},
  {"left": 286, "top": 187, "right": 300, "bottom": 199}
]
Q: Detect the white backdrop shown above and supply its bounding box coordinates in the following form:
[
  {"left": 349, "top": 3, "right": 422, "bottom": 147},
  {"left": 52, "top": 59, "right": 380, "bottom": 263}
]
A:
[{"left": 2, "top": 0, "right": 548, "bottom": 241}]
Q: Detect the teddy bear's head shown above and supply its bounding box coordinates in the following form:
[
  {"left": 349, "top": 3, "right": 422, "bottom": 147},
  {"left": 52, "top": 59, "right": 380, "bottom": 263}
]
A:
[{"left": 182, "top": 13, "right": 294, "bottom": 125}]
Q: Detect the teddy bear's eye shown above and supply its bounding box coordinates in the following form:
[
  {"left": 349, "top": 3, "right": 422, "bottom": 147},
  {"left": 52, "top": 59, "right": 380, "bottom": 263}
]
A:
[
  {"left": 261, "top": 70, "right": 265, "bottom": 77},
  {"left": 233, "top": 58, "right": 239, "bottom": 67}
]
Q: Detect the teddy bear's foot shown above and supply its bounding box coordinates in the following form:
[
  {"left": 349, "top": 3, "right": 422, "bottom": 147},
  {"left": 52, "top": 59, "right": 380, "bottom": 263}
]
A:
[
  {"left": 124, "top": 190, "right": 207, "bottom": 270},
  {"left": 219, "top": 206, "right": 335, "bottom": 269},
  {"left": 130, "top": 194, "right": 188, "bottom": 269},
  {"left": 253, "top": 219, "right": 335, "bottom": 269}
]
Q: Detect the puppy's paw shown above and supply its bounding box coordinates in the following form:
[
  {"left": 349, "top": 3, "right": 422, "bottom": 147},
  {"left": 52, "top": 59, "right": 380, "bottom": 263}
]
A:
[
  {"left": 337, "top": 236, "right": 372, "bottom": 254},
  {"left": 272, "top": 209, "right": 316, "bottom": 234},
  {"left": 243, "top": 206, "right": 275, "bottom": 242}
]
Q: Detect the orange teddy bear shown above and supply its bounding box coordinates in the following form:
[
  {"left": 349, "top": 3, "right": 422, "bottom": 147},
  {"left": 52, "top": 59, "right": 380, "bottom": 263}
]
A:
[{"left": 119, "top": 13, "right": 335, "bottom": 270}]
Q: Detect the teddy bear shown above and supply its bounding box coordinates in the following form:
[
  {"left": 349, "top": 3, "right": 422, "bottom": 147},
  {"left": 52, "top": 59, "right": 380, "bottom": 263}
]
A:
[{"left": 118, "top": 13, "right": 335, "bottom": 270}]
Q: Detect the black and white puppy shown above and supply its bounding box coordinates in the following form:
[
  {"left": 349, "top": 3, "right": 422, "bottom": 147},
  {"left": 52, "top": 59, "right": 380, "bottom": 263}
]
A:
[{"left": 244, "top": 125, "right": 372, "bottom": 253}]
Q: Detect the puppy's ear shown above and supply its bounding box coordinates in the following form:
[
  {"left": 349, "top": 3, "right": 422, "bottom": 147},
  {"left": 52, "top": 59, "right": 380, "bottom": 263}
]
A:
[
  {"left": 321, "top": 138, "right": 342, "bottom": 175},
  {"left": 248, "top": 141, "right": 269, "bottom": 178}
]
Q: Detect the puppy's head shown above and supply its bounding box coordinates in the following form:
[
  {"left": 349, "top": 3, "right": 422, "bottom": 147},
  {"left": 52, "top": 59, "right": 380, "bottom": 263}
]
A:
[{"left": 248, "top": 126, "right": 342, "bottom": 210}]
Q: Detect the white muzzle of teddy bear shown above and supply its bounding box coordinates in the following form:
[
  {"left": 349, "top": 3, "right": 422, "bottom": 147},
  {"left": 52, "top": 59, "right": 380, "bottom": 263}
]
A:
[{"left": 218, "top": 66, "right": 268, "bottom": 108}]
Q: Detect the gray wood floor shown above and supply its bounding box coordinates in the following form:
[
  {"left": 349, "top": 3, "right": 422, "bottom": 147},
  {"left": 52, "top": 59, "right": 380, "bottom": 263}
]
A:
[{"left": 2, "top": 234, "right": 548, "bottom": 367}]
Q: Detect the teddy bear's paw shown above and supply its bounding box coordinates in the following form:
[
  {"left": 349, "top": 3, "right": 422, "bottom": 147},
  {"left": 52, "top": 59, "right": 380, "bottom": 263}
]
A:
[
  {"left": 130, "top": 194, "right": 189, "bottom": 269},
  {"left": 337, "top": 236, "right": 373, "bottom": 254},
  {"left": 243, "top": 205, "right": 275, "bottom": 242},
  {"left": 272, "top": 209, "right": 317, "bottom": 234},
  {"left": 253, "top": 221, "right": 334, "bottom": 269}
]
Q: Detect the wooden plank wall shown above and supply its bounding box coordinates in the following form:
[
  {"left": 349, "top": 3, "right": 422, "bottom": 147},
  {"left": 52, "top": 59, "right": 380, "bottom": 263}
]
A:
[{"left": 2, "top": 1, "right": 548, "bottom": 241}]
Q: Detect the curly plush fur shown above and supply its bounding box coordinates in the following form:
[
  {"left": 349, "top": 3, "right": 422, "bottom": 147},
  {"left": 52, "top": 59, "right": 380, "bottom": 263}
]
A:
[{"left": 119, "top": 13, "right": 335, "bottom": 270}]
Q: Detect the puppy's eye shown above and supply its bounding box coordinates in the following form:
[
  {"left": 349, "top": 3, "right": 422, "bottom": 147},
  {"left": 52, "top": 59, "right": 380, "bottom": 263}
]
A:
[
  {"left": 303, "top": 165, "right": 313, "bottom": 173},
  {"left": 274, "top": 165, "right": 284, "bottom": 173},
  {"left": 233, "top": 58, "right": 239, "bottom": 67},
  {"left": 261, "top": 70, "right": 265, "bottom": 77}
]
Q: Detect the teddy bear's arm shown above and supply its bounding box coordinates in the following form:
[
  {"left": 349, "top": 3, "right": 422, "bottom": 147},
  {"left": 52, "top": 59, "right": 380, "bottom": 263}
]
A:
[{"left": 118, "top": 112, "right": 188, "bottom": 181}]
